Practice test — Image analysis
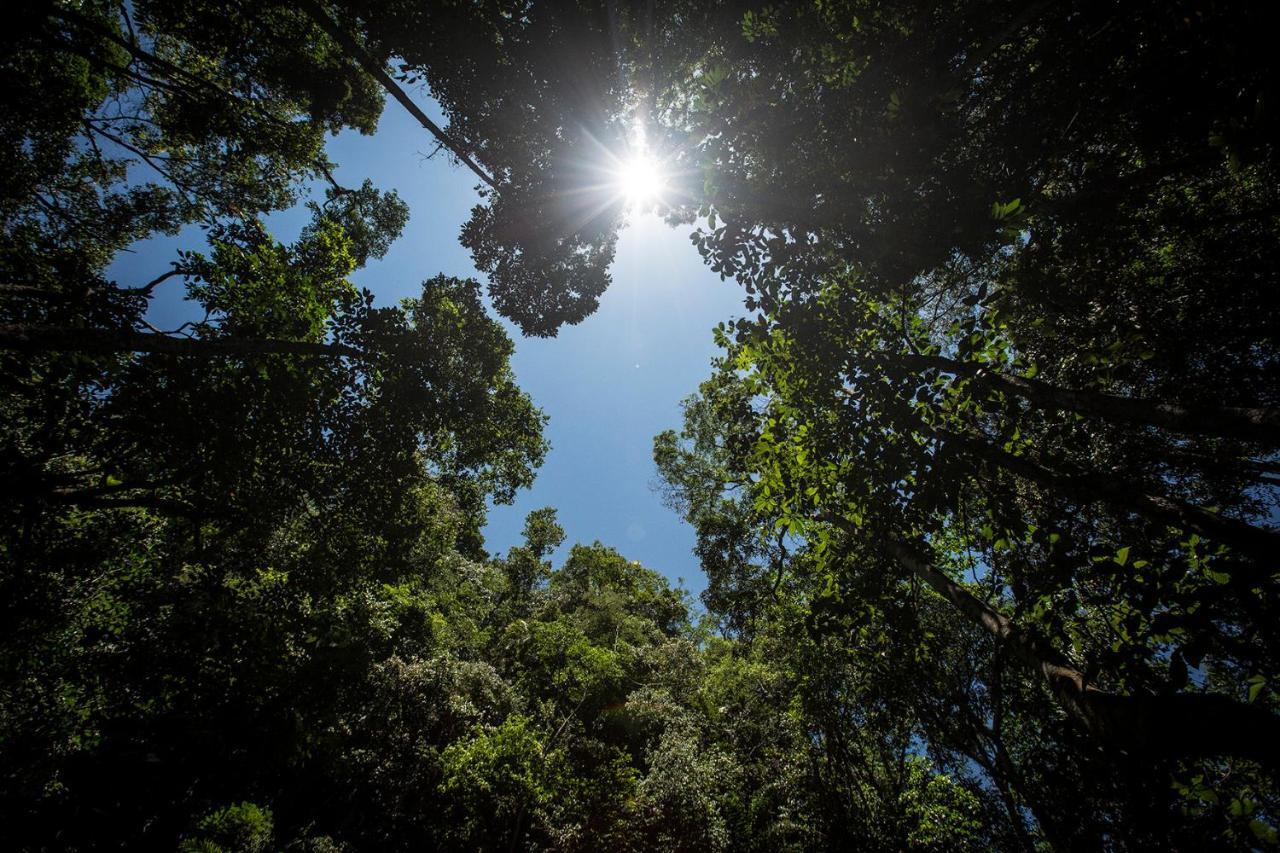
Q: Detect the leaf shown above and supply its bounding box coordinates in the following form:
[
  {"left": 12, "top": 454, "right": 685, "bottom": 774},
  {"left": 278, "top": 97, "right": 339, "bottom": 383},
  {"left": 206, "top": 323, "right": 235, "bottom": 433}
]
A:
[
  {"left": 1248, "top": 674, "right": 1267, "bottom": 703},
  {"left": 1204, "top": 568, "right": 1231, "bottom": 585},
  {"left": 990, "top": 198, "right": 1023, "bottom": 221},
  {"left": 1114, "top": 546, "right": 1130, "bottom": 566},
  {"left": 1250, "top": 819, "right": 1279, "bottom": 844}
]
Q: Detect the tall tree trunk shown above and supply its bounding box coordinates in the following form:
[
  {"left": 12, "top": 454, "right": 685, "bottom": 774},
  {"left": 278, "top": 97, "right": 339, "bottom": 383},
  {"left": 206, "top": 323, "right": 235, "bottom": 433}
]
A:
[
  {"left": 894, "top": 351, "right": 1279, "bottom": 445},
  {"left": 880, "top": 536, "right": 1280, "bottom": 768},
  {"left": 936, "top": 426, "right": 1280, "bottom": 573}
]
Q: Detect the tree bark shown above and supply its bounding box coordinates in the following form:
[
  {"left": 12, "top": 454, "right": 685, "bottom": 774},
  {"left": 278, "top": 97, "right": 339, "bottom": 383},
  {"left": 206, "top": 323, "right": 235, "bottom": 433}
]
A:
[
  {"left": 0, "top": 325, "right": 360, "bottom": 360},
  {"left": 882, "top": 537, "right": 1280, "bottom": 768},
  {"left": 896, "top": 351, "right": 1279, "bottom": 445}
]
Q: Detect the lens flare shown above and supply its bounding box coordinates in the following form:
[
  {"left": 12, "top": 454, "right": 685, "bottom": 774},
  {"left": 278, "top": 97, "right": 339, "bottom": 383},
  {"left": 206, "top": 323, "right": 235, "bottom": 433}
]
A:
[{"left": 615, "top": 153, "right": 666, "bottom": 208}]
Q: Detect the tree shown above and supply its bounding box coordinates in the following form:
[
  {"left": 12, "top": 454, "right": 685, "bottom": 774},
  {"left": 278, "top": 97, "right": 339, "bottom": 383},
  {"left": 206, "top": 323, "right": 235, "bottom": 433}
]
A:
[
  {"left": 651, "top": 0, "right": 1280, "bottom": 845},
  {"left": 0, "top": 247, "right": 547, "bottom": 847},
  {"left": 2, "top": 0, "right": 654, "bottom": 369},
  {"left": 7, "top": 0, "right": 1280, "bottom": 847},
  {"left": 301, "top": 0, "right": 655, "bottom": 336},
  {"left": 0, "top": 3, "right": 651, "bottom": 847}
]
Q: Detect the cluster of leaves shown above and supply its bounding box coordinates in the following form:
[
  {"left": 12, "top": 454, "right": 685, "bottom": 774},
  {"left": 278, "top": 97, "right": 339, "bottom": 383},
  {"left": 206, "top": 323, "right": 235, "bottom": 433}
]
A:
[
  {"left": 652, "top": 0, "right": 1280, "bottom": 848},
  {"left": 340, "top": 0, "right": 652, "bottom": 335},
  {"left": 0, "top": 2, "right": 1003, "bottom": 850},
  {"left": 6, "top": 0, "right": 1280, "bottom": 849},
  {"left": 3, "top": 459, "right": 1000, "bottom": 852}
]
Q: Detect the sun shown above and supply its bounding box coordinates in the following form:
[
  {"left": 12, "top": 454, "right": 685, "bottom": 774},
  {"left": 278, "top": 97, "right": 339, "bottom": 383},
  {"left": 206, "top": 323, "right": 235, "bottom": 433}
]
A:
[{"left": 615, "top": 153, "right": 667, "bottom": 209}]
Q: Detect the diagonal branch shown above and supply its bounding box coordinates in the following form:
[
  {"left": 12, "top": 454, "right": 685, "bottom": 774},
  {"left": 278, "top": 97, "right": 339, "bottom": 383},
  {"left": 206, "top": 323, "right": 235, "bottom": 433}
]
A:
[
  {"left": 933, "top": 425, "right": 1280, "bottom": 573},
  {"left": 295, "top": 0, "right": 497, "bottom": 189},
  {"left": 895, "top": 351, "right": 1279, "bottom": 446}
]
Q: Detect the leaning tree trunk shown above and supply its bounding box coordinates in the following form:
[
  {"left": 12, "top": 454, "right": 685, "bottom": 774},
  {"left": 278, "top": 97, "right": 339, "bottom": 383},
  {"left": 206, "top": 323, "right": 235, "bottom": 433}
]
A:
[
  {"left": 935, "top": 426, "right": 1280, "bottom": 574},
  {"left": 874, "top": 535, "right": 1280, "bottom": 768},
  {"left": 893, "top": 351, "right": 1279, "bottom": 445}
]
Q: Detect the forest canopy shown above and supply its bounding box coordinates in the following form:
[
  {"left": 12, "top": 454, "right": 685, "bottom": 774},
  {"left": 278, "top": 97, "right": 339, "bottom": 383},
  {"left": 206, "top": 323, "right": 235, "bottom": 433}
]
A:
[{"left": 1, "top": 1, "right": 1278, "bottom": 850}]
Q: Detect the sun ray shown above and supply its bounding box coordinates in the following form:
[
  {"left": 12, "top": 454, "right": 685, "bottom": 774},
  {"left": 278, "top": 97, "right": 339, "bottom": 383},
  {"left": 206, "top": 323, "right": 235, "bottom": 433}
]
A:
[{"left": 615, "top": 152, "right": 666, "bottom": 208}]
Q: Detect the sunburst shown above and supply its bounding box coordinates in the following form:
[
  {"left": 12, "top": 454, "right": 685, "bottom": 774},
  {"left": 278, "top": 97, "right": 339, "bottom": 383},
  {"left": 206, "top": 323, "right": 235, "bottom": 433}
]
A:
[{"left": 614, "top": 152, "right": 667, "bottom": 209}]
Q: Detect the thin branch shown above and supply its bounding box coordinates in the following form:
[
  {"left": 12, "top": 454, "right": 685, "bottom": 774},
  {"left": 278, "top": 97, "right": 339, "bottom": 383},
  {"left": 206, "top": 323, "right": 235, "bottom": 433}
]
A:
[
  {"left": 295, "top": 0, "right": 497, "bottom": 189},
  {"left": 0, "top": 325, "right": 361, "bottom": 360},
  {"left": 933, "top": 421, "right": 1280, "bottom": 573},
  {"left": 317, "top": 161, "right": 353, "bottom": 196},
  {"left": 122, "top": 268, "right": 183, "bottom": 296}
]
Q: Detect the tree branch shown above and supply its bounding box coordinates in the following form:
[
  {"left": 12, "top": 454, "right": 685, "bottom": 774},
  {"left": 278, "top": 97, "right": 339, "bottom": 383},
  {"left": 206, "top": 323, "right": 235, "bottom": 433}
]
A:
[
  {"left": 295, "top": 0, "right": 497, "bottom": 189},
  {"left": 930, "top": 424, "right": 1280, "bottom": 575},
  {"left": 0, "top": 325, "right": 361, "bottom": 360},
  {"left": 896, "top": 351, "right": 1279, "bottom": 446}
]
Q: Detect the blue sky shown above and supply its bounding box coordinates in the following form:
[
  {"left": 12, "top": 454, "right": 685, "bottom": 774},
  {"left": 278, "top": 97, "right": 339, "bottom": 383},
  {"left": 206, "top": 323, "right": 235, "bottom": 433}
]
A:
[
  {"left": 486, "top": 213, "right": 742, "bottom": 597},
  {"left": 112, "top": 99, "right": 743, "bottom": 597}
]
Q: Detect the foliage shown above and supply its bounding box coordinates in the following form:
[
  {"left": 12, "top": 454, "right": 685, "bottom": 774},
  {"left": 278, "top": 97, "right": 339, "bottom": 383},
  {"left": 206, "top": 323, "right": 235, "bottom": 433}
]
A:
[
  {"left": 2, "top": 0, "right": 1278, "bottom": 850},
  {"left": 650, "top": 0, "right": 1280, "bottom": 848}
]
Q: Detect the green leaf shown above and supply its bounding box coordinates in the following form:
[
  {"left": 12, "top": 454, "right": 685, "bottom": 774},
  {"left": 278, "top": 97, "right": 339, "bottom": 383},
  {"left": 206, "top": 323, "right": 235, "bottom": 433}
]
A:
[
  {"left": 1250, "top": 819, "right": 1278, "bottom": 844},
  {"left": 990, "top": 198, "right": 1023, "bottom": 221}
]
